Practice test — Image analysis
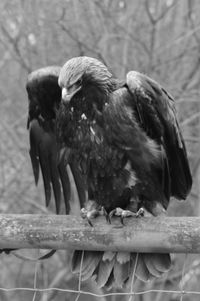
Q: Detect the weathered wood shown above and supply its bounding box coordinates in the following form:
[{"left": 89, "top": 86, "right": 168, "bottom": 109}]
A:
[{"left": 0, "top": 214, "right": 200, "bottom": 253}]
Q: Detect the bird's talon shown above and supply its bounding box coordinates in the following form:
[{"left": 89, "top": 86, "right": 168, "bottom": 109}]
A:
[
  {"left": 120, "top": 216, "right": 125, "bottom": 225},
  {"left": 136, "top": 207, "right": 145, "bottom": 217},
  {"left": 101, "top": 206, "right": 110, "bottom": 224},
  {"left": 105, "top": 214, "right": 110, "bottom": 224},
  {"left": 107, "top": 216, "right": 111, "bottom": 224},
  {"left": 108, "top": 208, "right": 117, "bottom": 222}
]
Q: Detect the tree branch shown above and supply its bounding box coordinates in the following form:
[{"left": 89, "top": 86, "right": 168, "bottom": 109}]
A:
[{"left": 1, "top": 25, "right": 31, "bottom": 72}]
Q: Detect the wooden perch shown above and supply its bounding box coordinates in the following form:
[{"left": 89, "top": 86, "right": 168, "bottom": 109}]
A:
[{"left": 0, "top": 214, "right": 200, "bottom": 253}]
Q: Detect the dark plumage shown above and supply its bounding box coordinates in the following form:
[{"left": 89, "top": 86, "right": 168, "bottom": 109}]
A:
[
  {"left": 57, "top": 57, "right": 192, "bottom": 212},
  {"left": 56, "top": 56, "right": 192, "bottom": 288},
  {"left": 26, "top": 57, "right": 192, "bottom": 289},
  {"left": 26, "top": 66, "right": 86, "bottom": 214}
]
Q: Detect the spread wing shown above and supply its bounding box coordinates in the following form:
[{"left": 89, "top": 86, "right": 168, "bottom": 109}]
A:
[
  {"left": 26, "top": 66, "right": 86, "bottom": 214},
  {"left": 126, "top": 71, "right": 192, "bottom": 200}
]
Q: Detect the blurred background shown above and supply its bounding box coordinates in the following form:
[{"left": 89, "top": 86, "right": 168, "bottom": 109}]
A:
[{"left": 0, "top": 0, "right": 200, "bottom": 300}]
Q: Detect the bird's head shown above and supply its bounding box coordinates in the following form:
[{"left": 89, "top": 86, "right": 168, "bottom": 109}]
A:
[{"left": 58, "top": 56, "right": 116, "bottom": 115}]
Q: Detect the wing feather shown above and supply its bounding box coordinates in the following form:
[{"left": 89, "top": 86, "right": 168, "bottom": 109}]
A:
[
  {"left": 58, "top": 157, "right": 71, "bottom": 214},
  {"left": 26, "top": 66, "right": 86, "bottom": 214},
  {"left": 29, "top": 120, "right": 40, "bottom": 185},
  {"left": 126, "top": 71, "right": 192, "bottom": 200},
  {"left": 29, "top": 118, "right": 61, "bottom": 210},
  {"left": 69, "top": 157, "right": 87, "bottom": 209}
]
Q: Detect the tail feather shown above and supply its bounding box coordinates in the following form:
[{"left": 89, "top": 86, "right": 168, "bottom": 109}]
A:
[
  {"left": 112, "top": 252, "right": 131, "bottom": 288},
  {"left": 71, "top": 250, "right": 102, "bottom": 281},
  {"left": 102, "top": 251, "right": 116, "bottom": 261},
  {"left": 104, "top": 271, "right": 116, "bottom": 291},
  {"left": 95, "top": 254, "right": 115, "bottom": 288},
  {"left": 125, "top": 253, "right": 140, "bottom": 288},
  {"left": 143, "top": 254, "right": 163, "bottom": 277},
  {"left": 71, "top": 250, "right": 82, "bottom": 273},
  {"left": 135, "top": 254, "right": 154, "bottom": 282},
  {"left": 116, "top": 252, "right": 131, "bottom": 264},
  {"left": 113, "top": 260, "right": 130, "bottom": 288},
  {"left": 71, "top": 251, "right": 171, "bottom": 289},
  {"left": 145, "top": 253, "right": 171, "bottom": 272}
]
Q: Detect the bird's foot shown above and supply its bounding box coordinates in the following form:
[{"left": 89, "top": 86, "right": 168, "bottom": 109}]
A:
[
  {"left": 109, "top": 207, "right": 146, "bottom": 225},
  {"left": 80, "top": 207, "right": 99, "bottom": 227},
  {"left": 80, "top": 201, "right": 109, "bottom": 227}
]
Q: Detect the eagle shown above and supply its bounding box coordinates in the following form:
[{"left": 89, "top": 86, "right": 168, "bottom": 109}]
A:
[{"left": 26, "top": 57, "right": 192, "bottom": 289}]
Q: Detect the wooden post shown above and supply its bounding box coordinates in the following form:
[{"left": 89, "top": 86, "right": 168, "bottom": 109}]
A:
[{"left": 0, "top": 214, "right": 199, "bottom": 253}]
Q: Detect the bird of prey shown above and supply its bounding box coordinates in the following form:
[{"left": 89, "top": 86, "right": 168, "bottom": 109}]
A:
[
  {"left": 26, "top": 66, "right": 86, "bottom": 214},
  {"left": 56, "top": 56, "right": 192, "bottom": 289},
  {"left": 26, "top": 57, "right": 192, "bottom": 289}
]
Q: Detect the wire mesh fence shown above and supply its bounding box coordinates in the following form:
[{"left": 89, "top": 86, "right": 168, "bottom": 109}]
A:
[{"left": 1, "top": 251, "right": 200, "bottom": 301}]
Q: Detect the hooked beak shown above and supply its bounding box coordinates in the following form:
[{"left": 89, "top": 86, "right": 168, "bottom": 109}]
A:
[
  {"left": 62, "top": 88, "right": 72, "bottom": 103},
  {"left": 61, "top": 86, "right": 81, "bottom": 104}
]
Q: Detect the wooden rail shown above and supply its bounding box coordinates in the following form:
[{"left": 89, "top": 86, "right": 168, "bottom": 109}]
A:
[{"left": 0, "top": 214, "right": 199, "bottom": 253}]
